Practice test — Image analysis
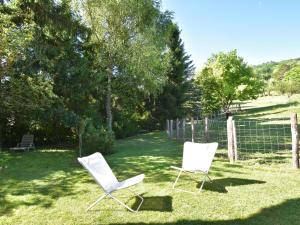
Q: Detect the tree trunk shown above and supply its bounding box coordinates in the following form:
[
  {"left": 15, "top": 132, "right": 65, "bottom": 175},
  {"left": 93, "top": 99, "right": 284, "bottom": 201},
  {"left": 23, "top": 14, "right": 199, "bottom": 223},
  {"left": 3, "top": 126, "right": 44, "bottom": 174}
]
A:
[
  {"left": 78, "top": 134, "right": 82, "bottom": 157},
  {"left": 77, "top": 118, "right": 87, "bottom": 157},
  {"left": 226, "top": 111, "right": 232, "bottom": 120},
  {"left": 182, "top": 118, "right": 186, "bottom": 141},
  {"left": 166, "top": 119, "right": 169, "bottom": 137},
  {"left": 191, "top": 117, "right": 195, "bottom": 142},
  {"left": 0, "top": 127, "right": 2, "bottom": 152},
  {"left": 106, "top": 68, "right": 113, "bottom": 132},
  {"left": 176, "top": 118, "right": 179, "bottom": 140}
]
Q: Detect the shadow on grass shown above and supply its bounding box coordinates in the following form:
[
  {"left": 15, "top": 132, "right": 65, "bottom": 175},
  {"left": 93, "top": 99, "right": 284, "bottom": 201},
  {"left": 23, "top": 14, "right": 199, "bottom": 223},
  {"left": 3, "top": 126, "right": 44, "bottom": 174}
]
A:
[
  {"left": 132, "top": 195, "right": 172, "bottom": 212},
  {"left": 236, "top": 101, "right": 299, "bottom": 118},
  {"left": 200, "top": 178, "right": 266, "bottom": 193},
  {"left": 0, "top": 150, "right": 90, "bottom": 216},
  {"left": 0, "top": 133, "right": 180, "bottom": 216},
  {"left": 108, "top": 198, "right": 300, "bottom": 225}
]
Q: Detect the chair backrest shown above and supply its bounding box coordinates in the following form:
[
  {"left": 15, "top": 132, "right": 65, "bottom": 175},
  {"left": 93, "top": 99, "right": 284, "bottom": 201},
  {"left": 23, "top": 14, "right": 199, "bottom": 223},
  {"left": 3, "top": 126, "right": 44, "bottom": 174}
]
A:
[
  {"left": 78, "top": 152, "right": 119, "bottom": 193},
  {"left": 182, "top": 142, "right": 218, "bottom": 173},
  {"left": 20, "top": 135, "right": 34, "bottom": 148}
]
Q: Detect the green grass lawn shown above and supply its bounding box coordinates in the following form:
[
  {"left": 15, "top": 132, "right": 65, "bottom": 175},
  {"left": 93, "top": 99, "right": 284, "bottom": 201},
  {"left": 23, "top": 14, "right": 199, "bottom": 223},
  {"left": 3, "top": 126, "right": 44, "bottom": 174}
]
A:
[
  {"left": 1, "top": 131, "right": 300, "bottom": 225},
  {"left": 235, "top": 94, "right": 300, "bottom": 122},
  {"left": 179, "top": 95, "right": 300, "bottom": 158}
]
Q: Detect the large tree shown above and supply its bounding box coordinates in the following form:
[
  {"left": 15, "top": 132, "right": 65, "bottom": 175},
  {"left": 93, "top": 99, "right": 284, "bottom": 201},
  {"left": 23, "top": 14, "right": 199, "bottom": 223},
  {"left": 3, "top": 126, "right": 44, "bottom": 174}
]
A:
[
  {"left": 148, "top": 23, "right": 194, "bottom": 126},
  {"left": 283, "top": 66, "right": 300, "bottom": 97},
  {"left": 0, "top": 0, "right": 97, "bottom": 150},
  {"left": 196, "top": 50, "right": 263, "bottom": 115},
  {"left": 0, "top": 0, "right": 57, "bottom": 146},
  {"left": 79, "top": 0, "right": 171, "bottom": 133}
]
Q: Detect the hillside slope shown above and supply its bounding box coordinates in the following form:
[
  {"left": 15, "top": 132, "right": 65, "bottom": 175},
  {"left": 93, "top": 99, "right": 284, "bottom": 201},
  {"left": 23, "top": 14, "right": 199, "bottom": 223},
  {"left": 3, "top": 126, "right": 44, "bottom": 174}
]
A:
[{"left": 253, "top": 57, "right": 300, "bottom": 80}]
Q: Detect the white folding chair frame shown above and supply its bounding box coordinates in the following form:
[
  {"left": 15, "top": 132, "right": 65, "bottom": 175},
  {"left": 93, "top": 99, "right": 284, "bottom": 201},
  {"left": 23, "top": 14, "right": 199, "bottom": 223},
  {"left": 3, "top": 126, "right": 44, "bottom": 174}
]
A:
[
  {"left": 78, "top": 152, "right": 144, "bottom": 213},
  {"left": 86, "top": 188, "right": 144, "bottom": 213},
  {"left": 171, "top": 142, "right": 218, "bottom": 194},
  {"left": 171, "top": 166, "right": 212, "bottom": 194}
]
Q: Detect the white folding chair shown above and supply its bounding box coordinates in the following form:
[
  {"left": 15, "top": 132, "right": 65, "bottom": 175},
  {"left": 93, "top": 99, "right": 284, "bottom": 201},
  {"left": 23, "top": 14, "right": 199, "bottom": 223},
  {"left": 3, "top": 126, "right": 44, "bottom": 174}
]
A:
[
  {"left": 78, "top": 152, "right": 144, "bottom": 212},
  {"left": 171, "top": 142, "right": 218, "bottom": 193}
]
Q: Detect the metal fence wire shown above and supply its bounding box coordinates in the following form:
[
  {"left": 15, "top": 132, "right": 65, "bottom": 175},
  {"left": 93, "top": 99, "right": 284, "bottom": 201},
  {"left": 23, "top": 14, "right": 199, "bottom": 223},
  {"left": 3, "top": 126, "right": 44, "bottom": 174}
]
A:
[{"left": 168, "top": 118, "right": 292, "bottom": 160}]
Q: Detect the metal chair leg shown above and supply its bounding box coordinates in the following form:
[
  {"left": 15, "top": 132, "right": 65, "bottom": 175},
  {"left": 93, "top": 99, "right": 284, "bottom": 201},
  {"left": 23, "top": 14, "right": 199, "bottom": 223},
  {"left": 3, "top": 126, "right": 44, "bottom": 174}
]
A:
[
  {"left": 128, "top": 189, "right": 144, "bottom": 212},
  {"left": 199, "top": 174, "right": 210, "bottom": 191},
  {"left": 86, "top": 193, "right": 107, "bottom": 212},
  {"left": 109, "top": 192, "right": 144, "bottom": 213},
  {"left": 172, "top": 170, "right": 182, "bottom": 189},
  {"left": 206, "top": 174, "right": 212, "bottom": 182},
  {"left": 199, "top": 178, "right": 206, "bottom": 191}
]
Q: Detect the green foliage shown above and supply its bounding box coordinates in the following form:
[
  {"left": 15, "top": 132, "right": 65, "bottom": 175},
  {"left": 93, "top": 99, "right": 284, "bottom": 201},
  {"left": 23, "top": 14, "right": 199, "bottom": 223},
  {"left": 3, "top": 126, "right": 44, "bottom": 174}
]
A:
[
  {"left": 0, "top": 0, "right": 193, "bottom": 150},
  {"left": 283, "top": 66, "right": 300, "bottom": 97},
  {"left": 82, "top": 124, "right": 114, "bottom": 155},
  {"left": 148, "top": 23, "right": 194, "bottom": 126},
  {"left": 254, "top": 58, "right": 300, "bottom": 96},
  {"left": 80, "top": 0, "right": 172, "bottom": 132},
  {"left": 196, "top": 50, "right": 263, "bottom": 114},
  {"left": 183, "top": 80, "right": 201, "bottom": 117}
]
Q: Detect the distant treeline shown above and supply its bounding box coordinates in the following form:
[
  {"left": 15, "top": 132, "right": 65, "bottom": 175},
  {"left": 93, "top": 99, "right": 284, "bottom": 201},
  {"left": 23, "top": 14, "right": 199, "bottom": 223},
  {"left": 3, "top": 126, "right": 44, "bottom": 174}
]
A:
[{"left": 253, "top": 58, "right": 300, "bottom": 96}]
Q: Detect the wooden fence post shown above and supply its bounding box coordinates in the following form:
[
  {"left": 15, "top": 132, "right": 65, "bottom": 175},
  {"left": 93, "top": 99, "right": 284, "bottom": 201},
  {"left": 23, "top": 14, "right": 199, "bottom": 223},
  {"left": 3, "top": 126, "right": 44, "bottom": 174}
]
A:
[
  {"left": 191, "top": 117, "right": 195, "bottom": 142},
  {"left": 204, "top": 117, "right": 209, "bottom": 142},
  {"left": 232, "top": 119, "right": 238, "bottom": 162},
  {"left": 183, "top": 118, "right": 186, "bottom": 141},
  {"left": 227, "top": 116, "right": 235, "bottom": 163},
  {"left": 170, "top": 120, "right": 173, "bottom": 139},
  {"left": 291, "top": 113, "right": 299, "bottom": 169},
  {"left": 176, "top": 118, "right": 179, "bottom": 140}
]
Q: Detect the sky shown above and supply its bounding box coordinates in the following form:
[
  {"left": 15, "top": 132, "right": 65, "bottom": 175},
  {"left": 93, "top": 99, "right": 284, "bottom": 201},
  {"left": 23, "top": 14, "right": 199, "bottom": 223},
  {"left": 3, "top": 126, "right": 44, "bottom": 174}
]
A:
[{"left": 162, "top": 0, "right": 300, "bottom": 70}]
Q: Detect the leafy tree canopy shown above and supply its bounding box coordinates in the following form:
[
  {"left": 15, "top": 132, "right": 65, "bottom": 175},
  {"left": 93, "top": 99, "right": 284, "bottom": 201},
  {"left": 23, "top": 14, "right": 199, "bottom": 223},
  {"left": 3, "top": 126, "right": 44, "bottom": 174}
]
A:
[{"left": 196, "top": 50, "right": 263, "bottom": 115}]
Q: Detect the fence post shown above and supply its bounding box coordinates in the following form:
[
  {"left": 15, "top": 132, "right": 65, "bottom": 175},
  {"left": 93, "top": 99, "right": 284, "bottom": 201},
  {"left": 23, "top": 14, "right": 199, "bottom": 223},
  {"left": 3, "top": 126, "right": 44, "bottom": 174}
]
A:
[
  {"left": 232, "top": 119, "right": 238, "bottom": 161},
  {"left": 204, "top": 117, "right": 209, "bottom": 142},
  {"left": 183, "top": 118, "right": 186, "bottom": 141},
  {"left": 170, "top": 120, "right": 173, "bottom": 139},
  {"left": 291, "top": 113, "right": 299, "bottom": 169},
  {"left": 191, "top": 117, "right": 195, "bottom": 142},
  {"left": 227, "top": 116, "right": 235, "bottom": 163},
  {"left": 176, "top": 118, "right": 179, "bottom": 140}
]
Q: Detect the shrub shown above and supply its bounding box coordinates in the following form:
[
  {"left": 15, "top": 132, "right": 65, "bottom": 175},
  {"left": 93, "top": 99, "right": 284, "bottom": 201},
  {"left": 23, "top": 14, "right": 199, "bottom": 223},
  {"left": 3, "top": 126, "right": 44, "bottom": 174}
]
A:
[{"left": 82, "top": 125, "right": 114, "bottom": 155}]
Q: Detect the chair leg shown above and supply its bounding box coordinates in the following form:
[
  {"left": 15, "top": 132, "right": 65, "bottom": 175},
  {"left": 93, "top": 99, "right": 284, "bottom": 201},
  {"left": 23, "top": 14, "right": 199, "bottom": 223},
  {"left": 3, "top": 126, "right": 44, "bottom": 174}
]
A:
[
  {"left": 206, "top": 174, "right": 212, "bottom": 182},
  {"left": 108, "top": 191, "right": 144, "bottom": 213},
  {"left": 128, "top": 189, "right": 144, "bottom": 212},
  {"left": 199, "top": 174, "right": 210, "bottom": 191},
  {"left": 86, "top": 193, "right": 107, "bottom": 212},
  {"left": 199, "top": 179, "right": 206, "bottom": 191},
  {"left": 172, "top": 170, "right": 182, "bottom": 189}
]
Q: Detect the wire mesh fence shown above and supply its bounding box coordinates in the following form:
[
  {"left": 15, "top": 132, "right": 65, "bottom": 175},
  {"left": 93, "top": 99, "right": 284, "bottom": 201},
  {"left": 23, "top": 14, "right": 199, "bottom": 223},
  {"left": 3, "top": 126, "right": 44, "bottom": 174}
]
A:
[{"left": 167, "top": 117, "right": 292, "bottom": 161}]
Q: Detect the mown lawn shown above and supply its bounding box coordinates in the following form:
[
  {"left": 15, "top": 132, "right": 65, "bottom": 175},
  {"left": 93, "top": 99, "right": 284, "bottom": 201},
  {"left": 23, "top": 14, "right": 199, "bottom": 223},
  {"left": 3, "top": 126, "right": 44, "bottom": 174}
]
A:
[
  {"left": 1, "top": 131, "right": 300, "bottom": 225},
  {"left": 235, "top": 94, "right": 300, "bottom": 122}
]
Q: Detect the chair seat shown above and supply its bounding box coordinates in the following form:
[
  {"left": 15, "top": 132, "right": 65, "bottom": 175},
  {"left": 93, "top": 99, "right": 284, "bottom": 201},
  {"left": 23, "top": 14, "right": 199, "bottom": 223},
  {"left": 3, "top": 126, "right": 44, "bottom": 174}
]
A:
[{"left": 116, "top": 174, "right": 145, "bottom": 191}]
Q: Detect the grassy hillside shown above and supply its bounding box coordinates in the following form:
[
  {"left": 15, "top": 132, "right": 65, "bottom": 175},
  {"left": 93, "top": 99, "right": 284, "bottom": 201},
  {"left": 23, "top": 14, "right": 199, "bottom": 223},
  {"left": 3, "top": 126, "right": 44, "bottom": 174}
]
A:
[{"left": 235, "top": 94, "right": 300, "bottom": 122}]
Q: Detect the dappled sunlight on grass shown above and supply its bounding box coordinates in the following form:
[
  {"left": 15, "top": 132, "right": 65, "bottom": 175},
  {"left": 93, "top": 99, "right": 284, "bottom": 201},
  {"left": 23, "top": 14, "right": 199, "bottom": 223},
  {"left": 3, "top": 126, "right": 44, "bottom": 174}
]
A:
[{"left": 1, "top": 131, "right": 300, "bottom": 224}]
